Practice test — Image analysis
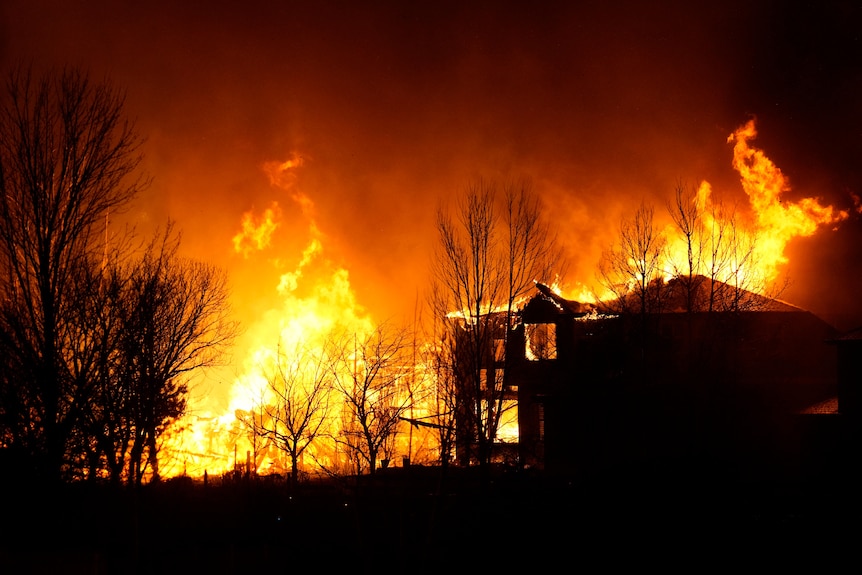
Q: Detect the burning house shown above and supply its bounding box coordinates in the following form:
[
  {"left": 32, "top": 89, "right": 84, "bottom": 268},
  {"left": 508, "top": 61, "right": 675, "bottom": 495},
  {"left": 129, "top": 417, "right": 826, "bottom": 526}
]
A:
[{"left": 503, "top": 278, "right": 840, "bottom": 483}]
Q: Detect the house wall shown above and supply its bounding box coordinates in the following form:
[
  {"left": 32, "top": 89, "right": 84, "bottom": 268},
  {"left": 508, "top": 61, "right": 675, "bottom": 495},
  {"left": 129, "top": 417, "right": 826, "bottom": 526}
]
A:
[{"left": 510, "top": 306, "right": 839, "bottom": 479}]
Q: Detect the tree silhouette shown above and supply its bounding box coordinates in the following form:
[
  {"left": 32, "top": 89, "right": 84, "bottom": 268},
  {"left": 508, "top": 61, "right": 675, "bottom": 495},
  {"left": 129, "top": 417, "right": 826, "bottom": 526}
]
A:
[
  {"left": 666, "top": 185, "right": 786, "bottom": 313},
  {"left": 0, "top": 66, "right": 145, "bottom": 481},
  {"left": 330, "top": 323, "right": 412, "bottom": 475},
  {"left": 667, "top": 182, "right": 706, "bottom": 314},
  {"left": 120, "top": 224, "right": 237, "bottom": 485},
  {"left": 420, "top": 299, "right": 460, "bottom": 469},
  {"left": 243, "top": 341, "right": 332, "bottom": 486},
  {"left": 431, "top": 179, "right": 563, "bottom": 468},
  {"left": 0, "top": 69, "right": 236, "bottom": 485},
  {"left": 597, "top": 200, "right": 668, "bottom": 316},
  {"left": 68, "top": 252, "right": 133, "bottom": 482}
]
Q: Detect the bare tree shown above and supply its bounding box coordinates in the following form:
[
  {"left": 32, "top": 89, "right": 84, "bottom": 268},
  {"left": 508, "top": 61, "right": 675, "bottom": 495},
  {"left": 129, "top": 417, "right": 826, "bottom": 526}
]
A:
[
  {"left": 417, "top": 293, "right": 460, "bottom": 469},
  {"left": 0, "top": 66, "right": 145, "bottom": 481},
  {"left": 431, "top": 179, "right": 563, "bottom": 469},
  {"left": 667, "top": 183, "right": 706, "bottom": 313},
  {"left": 235, "top": 381, "right": 274, "bottom": 478},
  {"left": 71, "top": 253, "right": 133, "bottom": 482},
  {"left": 120, "top": 224, "right": 237, "bottom": 485},
  {"left": 687, "top": 197, "right": 786, "bottom": 313},
  {"left": 329, "top": 323, "right": 413, "bottom": 476},
  {"left": 725, "top": 223, "right": 790, "bottom": 310},
  {"left": 597, "top": 200, "right": 667, "bottom": 315},
  {"left": 244, "top": 342, "right": 332, "bottom": 486},
  {"left": 504, "top": 184, "right": 566, "bottom": 315}
]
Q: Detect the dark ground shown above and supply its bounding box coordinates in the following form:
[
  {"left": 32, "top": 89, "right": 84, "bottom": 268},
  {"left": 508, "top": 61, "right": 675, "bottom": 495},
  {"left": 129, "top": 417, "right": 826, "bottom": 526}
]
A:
[{"left": 1, "top": 460, "right": 860, "bottom": 575}]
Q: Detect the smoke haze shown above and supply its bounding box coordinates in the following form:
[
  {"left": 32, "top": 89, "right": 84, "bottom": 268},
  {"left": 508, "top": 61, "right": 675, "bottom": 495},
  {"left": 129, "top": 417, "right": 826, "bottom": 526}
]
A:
[{"left": 3, "top": 1, "right": 860, "bottom": 410}]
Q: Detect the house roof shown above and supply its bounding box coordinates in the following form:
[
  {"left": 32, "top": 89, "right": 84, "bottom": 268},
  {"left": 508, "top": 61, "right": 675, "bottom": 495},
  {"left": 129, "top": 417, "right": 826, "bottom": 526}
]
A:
[
  {"left": 596, "top": 274, "right": 803, "bottom": 314},
  {"left": 799, "top": 396, "right": 839, "bottom": 415},
  {"left": 529, "top": 275, "right": 805, "bottom": 317},
  {"left": 530, "top": 282, "right": 593, "bottom": 316},
  {"left": 829, "top": 325, "right": 862, "bottom": 342}
]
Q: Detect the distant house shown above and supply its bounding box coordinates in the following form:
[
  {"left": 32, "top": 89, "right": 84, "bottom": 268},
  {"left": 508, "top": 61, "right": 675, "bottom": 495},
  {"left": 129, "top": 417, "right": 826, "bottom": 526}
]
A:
[{"left": 505, "top": 277, "right": 839, "bottom": 482}]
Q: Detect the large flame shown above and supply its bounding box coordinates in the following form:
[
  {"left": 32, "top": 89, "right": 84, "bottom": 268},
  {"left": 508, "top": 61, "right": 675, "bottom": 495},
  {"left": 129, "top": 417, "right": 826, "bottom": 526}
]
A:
[
  {"left": 658, "top": 118, "right": 848, "bottom": 296},
  {"left": 161, "top": 154, "right": 378, "bottom": 478},
  {"left": 725, "top": 119, "right": 847, "bottom": 280},
  {"left": 232, "top": 202, "right": 282, "bottom": 258},
  {"left": 160, "top": 119, "right": 847, "bottom": 479}
]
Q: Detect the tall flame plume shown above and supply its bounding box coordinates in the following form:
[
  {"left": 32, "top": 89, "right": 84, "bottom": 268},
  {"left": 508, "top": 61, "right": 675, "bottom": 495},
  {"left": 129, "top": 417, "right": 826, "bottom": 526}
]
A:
[
  {"left": 161, "top": 153, "right": 376, "bottom": 478},
  {"left": 660, "top": 118, "right": 847, "bottom": 294}
]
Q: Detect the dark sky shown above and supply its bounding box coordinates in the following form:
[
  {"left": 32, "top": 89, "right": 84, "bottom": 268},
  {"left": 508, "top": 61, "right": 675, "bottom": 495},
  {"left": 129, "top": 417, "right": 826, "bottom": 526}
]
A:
[{"left": 2, "top": 0, "right": 861, "bottom": 335}]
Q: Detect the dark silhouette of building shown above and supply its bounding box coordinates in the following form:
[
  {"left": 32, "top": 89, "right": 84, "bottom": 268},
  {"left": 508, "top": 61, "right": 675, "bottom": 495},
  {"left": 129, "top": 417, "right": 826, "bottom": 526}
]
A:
[
  {"left": 503, "top": 277, "right": 840, "bottom": 486},
  {"left": 792, "top": 326, "right": 862, "bottom": 489}
]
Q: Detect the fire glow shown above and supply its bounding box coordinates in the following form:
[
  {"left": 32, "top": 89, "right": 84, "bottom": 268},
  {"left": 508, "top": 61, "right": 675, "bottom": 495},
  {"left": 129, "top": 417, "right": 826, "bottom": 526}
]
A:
[
  {"left": 162, "top": 155, "right": 379, "bottom": 477},
  {"left": 659, "top": 119, "right": 845, "bottom": 301},
  {"left": 160, "top": 119, "right": 849, "bottom": 479},
  {"left": 704, "top": 119, "right": 846, "bottom": 284}
]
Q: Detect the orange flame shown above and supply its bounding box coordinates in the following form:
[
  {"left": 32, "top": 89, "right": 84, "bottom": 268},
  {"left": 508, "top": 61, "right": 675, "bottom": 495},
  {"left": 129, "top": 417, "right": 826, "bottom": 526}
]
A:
[
  {"left": 232, "top": 202, "right": 282, "bottom": 258},
  {"left": 658, "top": 119, "right": 848, "bottom": 293},
  {"left": 727, "top": 119, "right": 848, "bottom": 280},
  {"left": 161, "top": 120, "right": 848, "bottom": 479},
  {"left": 162, "top": 153, "right": 377, "bottom": 478}
]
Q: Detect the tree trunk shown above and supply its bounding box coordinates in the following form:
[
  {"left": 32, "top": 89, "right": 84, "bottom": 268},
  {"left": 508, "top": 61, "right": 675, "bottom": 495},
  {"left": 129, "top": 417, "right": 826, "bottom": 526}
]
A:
[{"left": 147, "top": 432, "right": 160, "bottom": 483}]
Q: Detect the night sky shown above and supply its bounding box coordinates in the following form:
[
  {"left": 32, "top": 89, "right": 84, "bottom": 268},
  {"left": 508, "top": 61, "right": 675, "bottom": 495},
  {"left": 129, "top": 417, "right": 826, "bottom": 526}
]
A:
[{"left": 3, "top": 1, "right": 861, "bottom": 338}]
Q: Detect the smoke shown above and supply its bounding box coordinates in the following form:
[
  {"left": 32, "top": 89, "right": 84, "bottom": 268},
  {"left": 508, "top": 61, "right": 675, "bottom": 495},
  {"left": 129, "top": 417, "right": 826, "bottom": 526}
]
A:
[{"left": 3, "top": 1, "right": 861, "bottom": 368}]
